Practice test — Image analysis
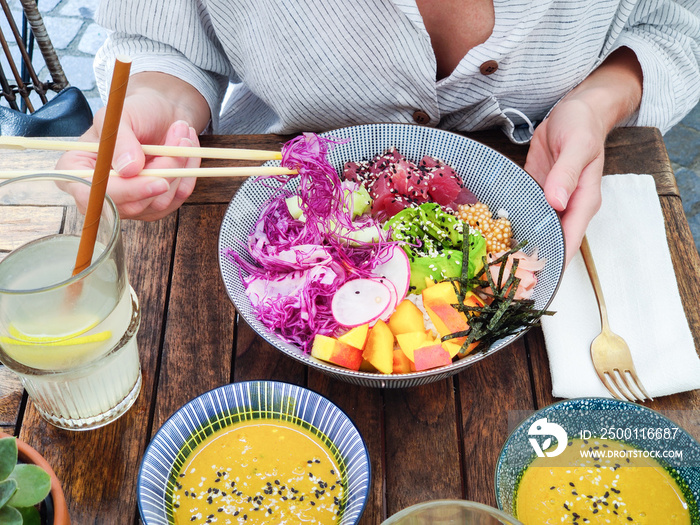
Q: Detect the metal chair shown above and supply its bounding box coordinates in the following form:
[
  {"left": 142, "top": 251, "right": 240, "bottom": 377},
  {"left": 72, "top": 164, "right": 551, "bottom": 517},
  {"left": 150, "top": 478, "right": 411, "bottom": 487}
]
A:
[{"left": 0, "top": 0, "right": 92, "bottom": 136}]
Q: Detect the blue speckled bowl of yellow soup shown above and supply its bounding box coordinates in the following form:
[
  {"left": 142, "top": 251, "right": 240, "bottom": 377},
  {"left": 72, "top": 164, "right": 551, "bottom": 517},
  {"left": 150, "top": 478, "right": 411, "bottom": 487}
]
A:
[
  {"left": 495, "top": 398, "right": 700, "bottom": 525},
  {"left": 138, "top": 381, "right": 371, "bottom": 525}
]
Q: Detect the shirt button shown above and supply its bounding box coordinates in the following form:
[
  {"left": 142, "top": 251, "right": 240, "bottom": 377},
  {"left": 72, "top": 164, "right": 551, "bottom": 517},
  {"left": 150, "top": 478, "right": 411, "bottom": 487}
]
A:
[
  {"left": 412, "top": 110, "right": 430, "bottom": 124},
  {"left": 479, "top": 60, "right": 499, "bottom": 75}
]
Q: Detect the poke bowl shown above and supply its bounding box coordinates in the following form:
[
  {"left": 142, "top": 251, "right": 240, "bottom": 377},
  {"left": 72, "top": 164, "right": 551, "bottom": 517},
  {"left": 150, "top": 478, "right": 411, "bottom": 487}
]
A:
[
  {"left": 138, "top": 380, "right": 371, "bottom": 525},
  {"left": 495, "top": 398, "right": 700, "bottom": 524},
  {"left": 219, "top": 123, "right": 565, "bottom": 388}
]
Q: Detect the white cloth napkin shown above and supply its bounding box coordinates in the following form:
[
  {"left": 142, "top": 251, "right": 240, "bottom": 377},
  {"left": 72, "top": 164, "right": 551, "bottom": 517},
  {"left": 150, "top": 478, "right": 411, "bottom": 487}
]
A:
[{"left": 541, "top": 174, "right": 700, "bottom": 399}]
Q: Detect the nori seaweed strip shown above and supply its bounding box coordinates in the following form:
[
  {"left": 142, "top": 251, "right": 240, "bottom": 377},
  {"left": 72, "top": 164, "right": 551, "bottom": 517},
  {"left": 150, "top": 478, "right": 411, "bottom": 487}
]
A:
[{"left": 442, "top": 232, "right": 554, "bottom": 354}]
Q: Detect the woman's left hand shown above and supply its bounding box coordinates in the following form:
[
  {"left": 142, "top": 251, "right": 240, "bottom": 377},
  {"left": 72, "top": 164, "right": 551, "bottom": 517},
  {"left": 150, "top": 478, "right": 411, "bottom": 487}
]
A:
[
  {"left": 524, "top": 47, "right": 643, "bottom": 266},
  {"left": 525, "top": 96, "right": 606, "bottom": 266}
]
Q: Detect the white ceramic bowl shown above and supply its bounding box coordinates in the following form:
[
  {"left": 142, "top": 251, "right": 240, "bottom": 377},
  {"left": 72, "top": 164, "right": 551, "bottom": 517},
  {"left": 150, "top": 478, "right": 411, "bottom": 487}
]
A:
[{"left": 219, "top": 123, "right": 564, "bottom": 388}]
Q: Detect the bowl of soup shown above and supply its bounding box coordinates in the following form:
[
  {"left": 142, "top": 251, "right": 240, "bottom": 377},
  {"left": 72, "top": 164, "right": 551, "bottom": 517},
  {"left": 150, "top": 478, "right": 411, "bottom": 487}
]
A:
[
  {"left": 495, "top": 398, "right": 700, "bottom": 525},
  {"left": 138, "top": 381, "right": 371, "bottom": 525}
]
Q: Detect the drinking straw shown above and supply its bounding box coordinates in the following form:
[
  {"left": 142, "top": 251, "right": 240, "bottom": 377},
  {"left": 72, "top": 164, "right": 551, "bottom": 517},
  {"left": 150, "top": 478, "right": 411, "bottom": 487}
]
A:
[{"left": 72, "top": 56, "right": 132, "bottom": 276}]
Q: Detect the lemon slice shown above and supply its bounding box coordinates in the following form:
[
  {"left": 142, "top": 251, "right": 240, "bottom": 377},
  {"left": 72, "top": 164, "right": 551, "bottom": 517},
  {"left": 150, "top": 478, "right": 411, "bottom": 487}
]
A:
[{"left": 1, "top": 319, "right": 111, "bottom": 347}]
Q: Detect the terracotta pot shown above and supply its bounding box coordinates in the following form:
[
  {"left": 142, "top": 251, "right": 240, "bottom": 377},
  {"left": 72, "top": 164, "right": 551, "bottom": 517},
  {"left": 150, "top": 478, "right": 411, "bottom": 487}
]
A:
[{"left": 0, "top": 431, "right": 70, "bottom": 525}]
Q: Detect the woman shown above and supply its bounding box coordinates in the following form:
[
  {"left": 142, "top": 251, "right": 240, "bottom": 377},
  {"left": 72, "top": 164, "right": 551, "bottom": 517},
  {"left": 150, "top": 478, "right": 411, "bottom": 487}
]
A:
[{"left": 57, "top": 0, "right": 700, "bottom": 263}]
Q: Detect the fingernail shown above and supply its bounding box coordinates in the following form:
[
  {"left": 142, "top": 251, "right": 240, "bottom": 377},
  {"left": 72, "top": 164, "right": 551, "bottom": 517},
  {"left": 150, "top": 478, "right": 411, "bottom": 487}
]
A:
[
  {"left": 555, "top": 187, "right": 569, "bottom": 209},
  {"left": 147, "top": 180, "right": 169, "bottom": 196},
  {"left": 114, "top": 152, "right": 135, "bottom": 173},
  {"left": 179, "top": 137, "right": 194, "bottom": 148},
  {"left": 173, "top": 120, "right": 189, "bottom": 136}
]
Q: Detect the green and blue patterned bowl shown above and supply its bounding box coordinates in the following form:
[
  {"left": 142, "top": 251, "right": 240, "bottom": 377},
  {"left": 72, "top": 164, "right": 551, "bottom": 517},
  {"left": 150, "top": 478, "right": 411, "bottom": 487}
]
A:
[
  {"left": 495, "top": 397, "right": 700, "bottom": 522},
  {"left": 138, "top": 380, "right": 371, "bottom": 524}
]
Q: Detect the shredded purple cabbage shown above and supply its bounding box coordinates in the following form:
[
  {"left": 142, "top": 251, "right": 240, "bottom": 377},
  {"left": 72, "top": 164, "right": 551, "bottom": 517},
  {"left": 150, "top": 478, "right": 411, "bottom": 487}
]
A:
[{"left": 226, "top": 133, "right": 390, "bottom": 352}]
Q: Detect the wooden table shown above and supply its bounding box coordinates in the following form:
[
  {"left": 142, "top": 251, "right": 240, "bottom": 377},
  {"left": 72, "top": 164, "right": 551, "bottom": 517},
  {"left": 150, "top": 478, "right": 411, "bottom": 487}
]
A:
[{"left": 1, "top": 127, "right": 699, "bottom": 524}]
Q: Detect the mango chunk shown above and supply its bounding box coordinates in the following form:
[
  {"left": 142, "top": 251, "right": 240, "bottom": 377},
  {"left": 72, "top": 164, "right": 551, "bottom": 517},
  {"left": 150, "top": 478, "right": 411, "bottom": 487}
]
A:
[
  {"left": 396, "top": 331, "right": 432, "bottom": 362},
  {"left": 392, "top": 348, "right": 413, "bottom": 373},
  {"left": 311, "top": 335, "right": 364, "bottom": 371},
  {"left": 413, "top": 343, "right": 453, "bottom": 371},
  {"left": 362, "top": 319, "right": 394, "bottom": 374},
  {"left": 337, "top": 323, "right": 369, "bottom": 350},
  {"left": 388, "top": 300, "right": 424, "bottom": 336}
]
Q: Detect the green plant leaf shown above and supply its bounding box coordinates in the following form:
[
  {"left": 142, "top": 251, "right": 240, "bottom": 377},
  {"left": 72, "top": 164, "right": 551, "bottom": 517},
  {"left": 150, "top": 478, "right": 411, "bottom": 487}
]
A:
[
  {"left": 17, "top": 506, "right": 41, "bottom": 525},
  {"left": 0, "top": 504, "right": 23, "bottom": 525},
  {"left": 0, "top": 439, "right": 17, "bottom": 482},
  {"left": 0, "top": 479, "right": 18, "bottom": 508},
  {"left": 7, "top": 465, "right": 51, "bottom": 508}
]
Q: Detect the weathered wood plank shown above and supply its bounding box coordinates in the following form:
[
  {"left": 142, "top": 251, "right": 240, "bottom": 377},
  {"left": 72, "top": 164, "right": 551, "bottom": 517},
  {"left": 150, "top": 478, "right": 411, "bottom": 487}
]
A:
[
  {"left": 308, "top": 372, "right": 384, "bottom": 525},
  {"left": 0, "top": 206, "right": 64, "bottom": 251},
  {"left": 17, "top": 216, "right": 177, "bottom": 524},
  {"left": 0, "top": 366, "right": 23, "bottom": 428},
  {"left": 384, "top": 379, "right": 462, "bottom": 516},
  {"left": 152, "top": 204, "right": 236, "bottom": 429},
  {"left": 233, "top": 317, "right": 307, "bottom": 384},
  {"left": 457, "top": 340, "right": 535, "bottom": 507}
]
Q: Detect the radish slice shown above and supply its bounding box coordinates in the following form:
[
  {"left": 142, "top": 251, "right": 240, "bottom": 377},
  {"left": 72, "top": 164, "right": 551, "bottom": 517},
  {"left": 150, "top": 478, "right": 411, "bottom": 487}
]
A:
[
  {"left": 372, "top": 245, "right": 411, "bottom": 300},
  {"left": 331, "top": 278, "right": 393, "bottom": 327},
  {"left": 371, "top": 277, "right": 398, "bottom": 322}
]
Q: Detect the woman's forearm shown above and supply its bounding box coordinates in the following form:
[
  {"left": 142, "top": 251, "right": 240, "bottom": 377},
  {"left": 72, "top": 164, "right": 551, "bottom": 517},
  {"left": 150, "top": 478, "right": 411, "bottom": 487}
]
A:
[
  {"left": 563, "top": 46, "right": 644, "bottom": 134},
  {"left": 125, "top": 72, "right": 212, "bottom": 133}
]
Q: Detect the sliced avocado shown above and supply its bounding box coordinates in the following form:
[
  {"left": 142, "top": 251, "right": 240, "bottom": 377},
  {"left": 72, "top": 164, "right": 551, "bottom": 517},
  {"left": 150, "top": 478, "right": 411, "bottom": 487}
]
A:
[
  {"left": 384, "top": 207, "right": 423, "bottom": 245},
  {"left": 417, "top": 203, "right": 463, "bottom": 248},
  {"left": 408, "top": 249, "right": 463, "bottom": 293}
]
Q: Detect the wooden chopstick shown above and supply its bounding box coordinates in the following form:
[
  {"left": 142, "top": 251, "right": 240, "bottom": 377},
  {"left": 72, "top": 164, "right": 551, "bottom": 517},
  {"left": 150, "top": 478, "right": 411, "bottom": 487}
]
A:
[
  {"left": 0, "top": 166, "right": 297, "bottom": 180},
  {"left": 0, "top": 136, "right": 283, "bottom": 161}
]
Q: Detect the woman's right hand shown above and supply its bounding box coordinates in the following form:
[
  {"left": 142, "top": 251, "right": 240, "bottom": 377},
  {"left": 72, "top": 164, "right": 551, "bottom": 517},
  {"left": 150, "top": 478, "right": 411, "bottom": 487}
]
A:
[{"left": 56, "top": 72, "right": 210, "bottom": 221}]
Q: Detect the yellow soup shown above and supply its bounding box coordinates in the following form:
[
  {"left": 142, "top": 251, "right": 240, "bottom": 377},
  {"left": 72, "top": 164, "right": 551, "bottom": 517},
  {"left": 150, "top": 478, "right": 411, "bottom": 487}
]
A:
[
  {"left": 171, "top": 419, "right": 345, "bottom": 524},
  {"left": 516, "top": 438, "right": 691, "bottom": 525}
]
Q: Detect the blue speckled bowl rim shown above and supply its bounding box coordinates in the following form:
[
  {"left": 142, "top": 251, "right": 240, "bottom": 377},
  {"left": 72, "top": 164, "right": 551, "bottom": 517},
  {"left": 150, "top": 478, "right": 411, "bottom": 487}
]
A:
[
  {"left": 494, "top": 397, "right": 700, "bottom": 517},
  {"left": 137, "top": 380, "right": 371, "bottom": 524},
  {"left": 218, "top": 123, "right": 565, "bottom": 387}
]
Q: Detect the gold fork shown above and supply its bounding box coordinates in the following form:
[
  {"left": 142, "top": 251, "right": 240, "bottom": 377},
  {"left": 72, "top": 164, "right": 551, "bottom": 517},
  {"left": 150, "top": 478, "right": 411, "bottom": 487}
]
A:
[{"left": 580, "top": 236, "right": 652, "bottom": 402}]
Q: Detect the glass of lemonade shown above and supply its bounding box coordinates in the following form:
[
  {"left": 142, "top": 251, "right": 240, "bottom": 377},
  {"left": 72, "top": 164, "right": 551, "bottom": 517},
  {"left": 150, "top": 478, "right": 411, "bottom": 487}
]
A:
[
  {"left": 381, "top": 500, "right": 523, "bottom": 525},
  {"left": 0, "top": 174, "right": 141, "bottom": 430}
]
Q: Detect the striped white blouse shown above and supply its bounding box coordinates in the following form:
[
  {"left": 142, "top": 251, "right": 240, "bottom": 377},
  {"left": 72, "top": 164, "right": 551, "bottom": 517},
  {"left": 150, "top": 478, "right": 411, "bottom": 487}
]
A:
[{"left": 94, "top": 0, "right": 700, "bottom": 142}]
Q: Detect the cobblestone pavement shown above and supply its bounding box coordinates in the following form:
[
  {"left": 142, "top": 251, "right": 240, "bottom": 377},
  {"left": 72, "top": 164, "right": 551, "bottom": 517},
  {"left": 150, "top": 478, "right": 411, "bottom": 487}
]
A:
[{"left": 4, "top": 0, "right": 700, "bottom": 252}]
